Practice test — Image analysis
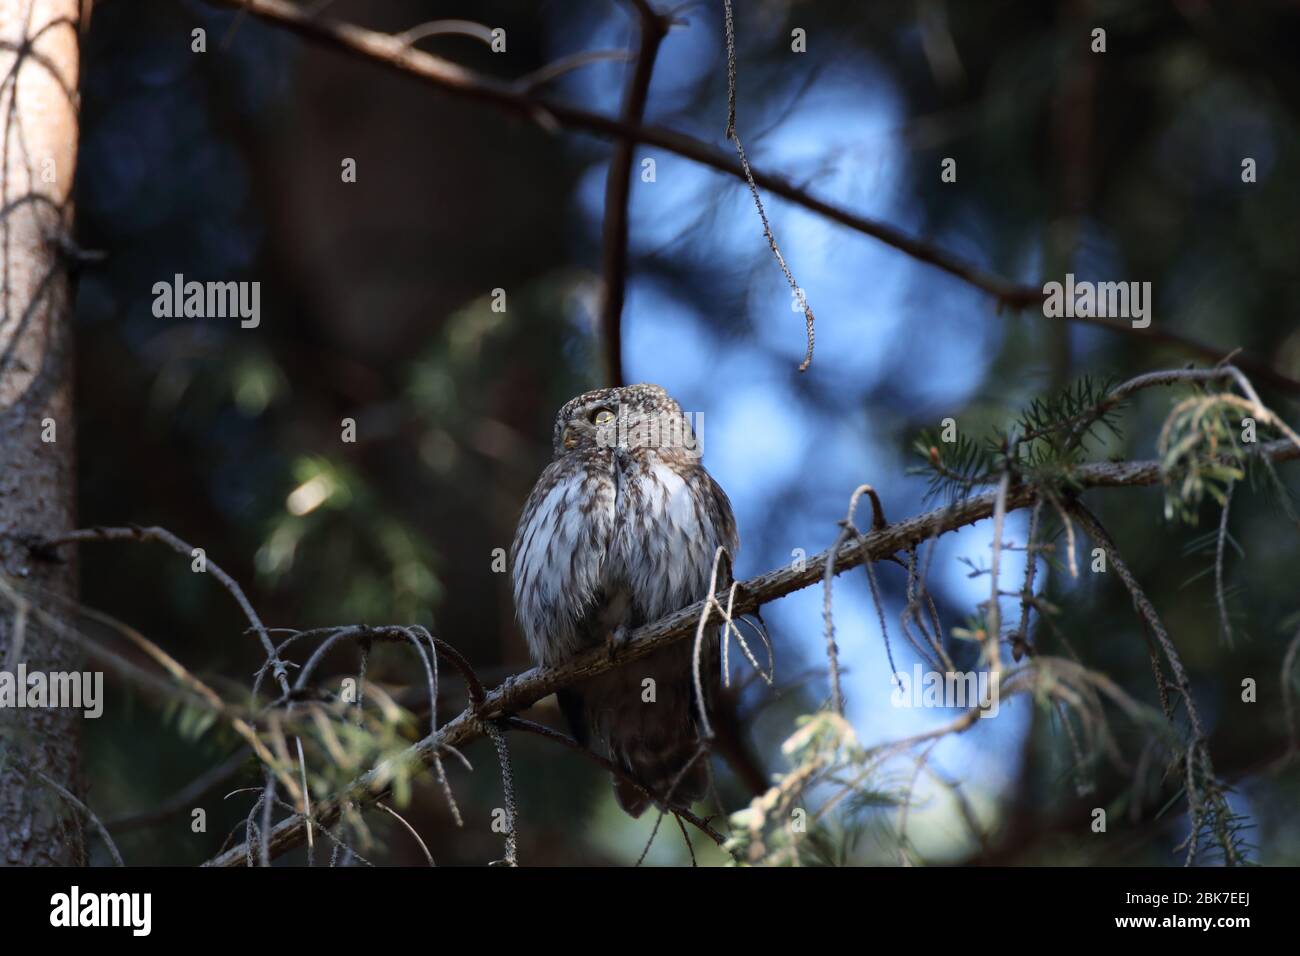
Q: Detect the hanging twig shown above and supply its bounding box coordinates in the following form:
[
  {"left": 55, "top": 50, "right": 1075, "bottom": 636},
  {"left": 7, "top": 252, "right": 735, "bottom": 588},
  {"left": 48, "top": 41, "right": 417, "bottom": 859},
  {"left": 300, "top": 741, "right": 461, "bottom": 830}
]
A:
[{"left": 722, "top": 0, "right": 815, "bottom": 372}]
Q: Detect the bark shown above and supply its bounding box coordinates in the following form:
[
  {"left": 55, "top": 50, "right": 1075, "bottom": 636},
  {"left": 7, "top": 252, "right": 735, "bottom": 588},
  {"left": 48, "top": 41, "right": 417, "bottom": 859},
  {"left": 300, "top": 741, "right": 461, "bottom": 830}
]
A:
[{"left": 0, "top": 0, "right": 82, "bottom": 866}]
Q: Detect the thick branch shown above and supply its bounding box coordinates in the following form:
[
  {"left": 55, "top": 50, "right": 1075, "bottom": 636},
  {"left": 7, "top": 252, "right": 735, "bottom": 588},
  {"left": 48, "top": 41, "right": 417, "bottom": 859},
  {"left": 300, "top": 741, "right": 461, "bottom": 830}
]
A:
[{"left": 204, "top": 438, "right": 1299, "bottom": 866}]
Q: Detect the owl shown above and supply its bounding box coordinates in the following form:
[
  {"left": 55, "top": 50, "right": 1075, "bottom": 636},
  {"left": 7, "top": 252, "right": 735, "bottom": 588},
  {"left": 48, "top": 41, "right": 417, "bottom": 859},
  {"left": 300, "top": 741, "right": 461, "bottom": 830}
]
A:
[{"left": 510, "top": 383, "right": 738, "bottom": 816}]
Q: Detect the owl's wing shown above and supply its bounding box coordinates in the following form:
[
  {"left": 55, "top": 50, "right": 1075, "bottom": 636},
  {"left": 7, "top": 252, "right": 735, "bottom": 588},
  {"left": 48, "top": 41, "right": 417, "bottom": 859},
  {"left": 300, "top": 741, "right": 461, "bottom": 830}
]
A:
[
  {"left": 651, "top": 466, "right": 733, "bottom": 773},
  {"left": 509, "top": 458, "right": 614, "bottom": 667},
  {"left": 688, "top": 467, "right": 774, "bottom": 799}
]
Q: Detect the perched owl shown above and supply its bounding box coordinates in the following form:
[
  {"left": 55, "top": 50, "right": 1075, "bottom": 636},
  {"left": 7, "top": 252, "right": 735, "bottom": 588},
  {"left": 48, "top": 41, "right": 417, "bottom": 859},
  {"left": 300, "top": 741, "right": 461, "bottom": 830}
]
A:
[{"left": 510, "top": 383, "right": 738, "bottom": 816}]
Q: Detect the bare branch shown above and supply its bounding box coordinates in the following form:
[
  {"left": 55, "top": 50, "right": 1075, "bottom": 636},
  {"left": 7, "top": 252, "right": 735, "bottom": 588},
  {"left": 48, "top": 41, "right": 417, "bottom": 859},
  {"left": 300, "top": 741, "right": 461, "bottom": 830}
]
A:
[
  {"left": 481, "top": 720, "right": 518, "bottom": 866},
  {"left": 32, "top": 524, "right": 290, "bottom": 695},
  {"left": 375, "top": 802, "right": 434, "bottom": 866},
  {"left": 599, "top": 0, "right": 668, "bottom": 386},
  {"left": 512, "top": 50, "right": 633, "bottom": 94},
  {"left": 394, "top": 19, "right": 493, "bottom": 49},
  {"left": 1216, "top": 481, "right": 1236, "bottom": 647},
  {"left": 984, "top": 472, "right": 1012, "bottom": 671},
  {"left": 822, "top": 484, "right": 888, "bottom": 714},
  {"left": 197, "top": 0, "right": 1300, "bottom": 393},
  {"left": 31, "top": 766, "right": 124, "bottom": 866}
]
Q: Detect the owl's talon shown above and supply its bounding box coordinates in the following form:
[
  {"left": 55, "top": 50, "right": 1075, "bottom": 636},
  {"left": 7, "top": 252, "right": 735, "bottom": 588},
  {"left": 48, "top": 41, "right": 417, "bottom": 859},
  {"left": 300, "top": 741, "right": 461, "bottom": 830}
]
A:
[{"left": 606, "top": 625, "right": 629, "bottom": 659}]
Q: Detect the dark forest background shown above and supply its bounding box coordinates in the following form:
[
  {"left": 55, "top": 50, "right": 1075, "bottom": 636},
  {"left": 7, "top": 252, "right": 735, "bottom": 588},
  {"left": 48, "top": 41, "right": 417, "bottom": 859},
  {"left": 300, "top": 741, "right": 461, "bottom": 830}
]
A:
[{"left": 66, "top": 0, "right": 1300, "bottom": 865}]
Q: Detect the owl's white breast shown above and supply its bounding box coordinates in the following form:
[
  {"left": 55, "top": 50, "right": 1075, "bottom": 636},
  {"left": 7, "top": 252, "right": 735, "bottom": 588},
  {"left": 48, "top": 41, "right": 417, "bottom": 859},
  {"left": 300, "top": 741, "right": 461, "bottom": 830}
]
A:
[
  {"left": 510, "top": 460, "right": 615, "bottom": 665},
  {"left": 511, "top": 452, "right": 734, "bottom": 667},
  {"left": 610, "top": 460, "right": 731, "bottom": 622}
]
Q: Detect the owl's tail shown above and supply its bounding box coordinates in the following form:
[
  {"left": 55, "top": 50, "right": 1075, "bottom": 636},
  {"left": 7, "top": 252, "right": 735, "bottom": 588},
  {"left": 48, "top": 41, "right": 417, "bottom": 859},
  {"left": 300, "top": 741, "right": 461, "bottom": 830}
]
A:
[
  {"left": 559, "top": 643, "right": 715, "bottom": 818},
  {"left": 612, "top": 740, "right": 709, "bottom": 818}
]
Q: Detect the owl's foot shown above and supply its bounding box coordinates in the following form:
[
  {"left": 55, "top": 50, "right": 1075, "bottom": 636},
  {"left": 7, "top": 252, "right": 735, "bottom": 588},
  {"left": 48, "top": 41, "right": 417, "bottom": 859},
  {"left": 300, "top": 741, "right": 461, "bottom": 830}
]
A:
[{"left": 606, "top": 625, "right": 630, "bottom": 659}]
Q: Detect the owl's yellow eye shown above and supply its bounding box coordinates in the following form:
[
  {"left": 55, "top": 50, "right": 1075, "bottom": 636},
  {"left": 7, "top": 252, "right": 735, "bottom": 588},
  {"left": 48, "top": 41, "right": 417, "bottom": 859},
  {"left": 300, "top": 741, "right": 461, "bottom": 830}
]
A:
[{"left": 590, "top": 408, "right": 616, "bottom": 425}]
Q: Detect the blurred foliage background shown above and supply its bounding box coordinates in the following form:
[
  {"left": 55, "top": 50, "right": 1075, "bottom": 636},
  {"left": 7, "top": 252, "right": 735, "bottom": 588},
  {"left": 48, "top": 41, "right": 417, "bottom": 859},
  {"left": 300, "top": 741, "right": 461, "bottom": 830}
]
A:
[{"left": 70, "top": 0, "right": 1300, "bottom": 865}]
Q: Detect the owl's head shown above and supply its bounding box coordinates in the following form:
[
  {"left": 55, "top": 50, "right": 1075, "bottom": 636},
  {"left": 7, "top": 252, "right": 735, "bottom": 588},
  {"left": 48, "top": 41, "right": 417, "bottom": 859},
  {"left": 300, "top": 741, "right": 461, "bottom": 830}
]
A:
[{"left": 551, "top": 383, "right": 701, "bottom": 460}]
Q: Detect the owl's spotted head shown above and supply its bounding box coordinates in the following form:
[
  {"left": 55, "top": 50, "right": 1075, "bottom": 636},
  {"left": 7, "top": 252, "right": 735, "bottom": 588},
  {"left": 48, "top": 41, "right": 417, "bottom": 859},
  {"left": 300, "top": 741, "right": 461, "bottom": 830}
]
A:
[{"left": 551, "top": 383, "right": 700, "bottom": 460}]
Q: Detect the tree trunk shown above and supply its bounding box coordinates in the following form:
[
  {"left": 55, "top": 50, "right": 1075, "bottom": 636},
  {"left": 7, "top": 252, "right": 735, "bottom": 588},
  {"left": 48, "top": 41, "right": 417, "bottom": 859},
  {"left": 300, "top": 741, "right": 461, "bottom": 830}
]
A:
[{"left": 0, "top": 0, "right": 83, "bottom": 866}]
